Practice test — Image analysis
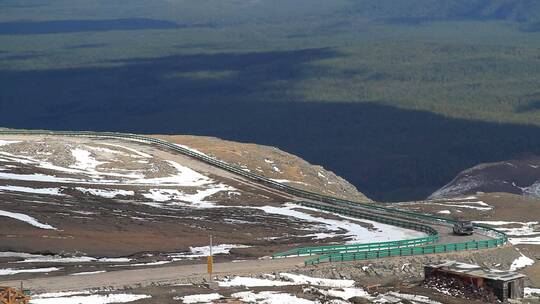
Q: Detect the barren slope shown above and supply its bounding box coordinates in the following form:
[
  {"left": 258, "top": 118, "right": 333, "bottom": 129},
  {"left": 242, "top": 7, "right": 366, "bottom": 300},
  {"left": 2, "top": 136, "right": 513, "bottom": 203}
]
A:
[
  {"left": 0, "top": 134, "right": 419, "bottom": 284},
  {"left": 151, "top": 135, "right": 371, "bottom": 203},
  {"left": 429, "top": 157, "right": 540, "bottom": 200}
]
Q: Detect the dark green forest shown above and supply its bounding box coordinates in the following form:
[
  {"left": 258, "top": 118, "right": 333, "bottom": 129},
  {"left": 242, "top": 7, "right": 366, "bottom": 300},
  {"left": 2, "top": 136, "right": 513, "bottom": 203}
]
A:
[{"left": 1, "top": 0, "right": 540, "bottom": 201}]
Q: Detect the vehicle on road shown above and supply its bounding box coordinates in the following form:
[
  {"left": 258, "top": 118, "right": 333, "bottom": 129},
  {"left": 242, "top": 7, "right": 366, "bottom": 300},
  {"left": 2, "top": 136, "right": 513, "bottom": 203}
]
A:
[{"left": 453, "top": 221, "right": 474, "bottom": 236}]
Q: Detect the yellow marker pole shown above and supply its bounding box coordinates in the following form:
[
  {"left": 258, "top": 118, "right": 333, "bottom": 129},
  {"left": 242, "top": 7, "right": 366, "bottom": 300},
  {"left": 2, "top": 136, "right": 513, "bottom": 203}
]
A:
[{"left": 207, "top": 235, "right": 213, "bottom": 282}]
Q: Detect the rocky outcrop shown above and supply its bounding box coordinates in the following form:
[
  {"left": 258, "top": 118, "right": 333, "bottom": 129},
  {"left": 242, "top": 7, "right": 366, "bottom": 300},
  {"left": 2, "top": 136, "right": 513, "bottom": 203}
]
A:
[{"left": 429, "top": 157, "right": 540, "bottom": 199}]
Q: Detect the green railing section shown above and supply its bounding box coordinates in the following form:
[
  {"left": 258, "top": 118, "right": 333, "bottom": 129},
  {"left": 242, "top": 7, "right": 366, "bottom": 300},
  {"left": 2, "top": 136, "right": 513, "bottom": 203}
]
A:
[
  {"left": 272, "top": 201, "right": 439, "bottom": 258},
  {"left": 305, "top": 227, "right": 508, "bottom": 266},
  {"left": 273, "top": 237, "right": 437, "bottom": 258},
  {"left": 0, "top": 129, "right": 508, "bottom": 266}
]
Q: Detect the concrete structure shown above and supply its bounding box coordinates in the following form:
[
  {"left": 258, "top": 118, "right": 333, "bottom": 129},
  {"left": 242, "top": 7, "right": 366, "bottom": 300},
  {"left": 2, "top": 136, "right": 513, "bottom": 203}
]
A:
[{"left": 425, "top": 261, "right": 525, "bottom": 302}]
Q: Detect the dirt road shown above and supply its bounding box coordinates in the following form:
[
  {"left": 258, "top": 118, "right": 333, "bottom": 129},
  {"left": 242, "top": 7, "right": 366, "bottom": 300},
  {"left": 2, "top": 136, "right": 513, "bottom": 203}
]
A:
[{"left": 0, "top": 257, "right": 307, "bottom": 293}]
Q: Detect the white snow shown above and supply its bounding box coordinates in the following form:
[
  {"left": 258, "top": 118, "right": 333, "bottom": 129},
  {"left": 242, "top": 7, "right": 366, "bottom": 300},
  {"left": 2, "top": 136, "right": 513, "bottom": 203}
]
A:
[
  {"left": 256, "top": 204, "right": 425, "bottom": 244},
  {"left": 30, "top": 293, "right": 150, "bottom": 304},
  {"left": 510, "top": 236, "right": 540, "bottom": 245},
  {"left": 0, "top": 185, "right": 64, "bottom": 196},
  {"left": 0, "top": 172, "right": 80, "bottom": 183},
  {"left": 321, "top": 287, "right": 371, "bottom": 300},
  {"left": 474, "top": 221, "right": 540, "bottom": 245},
  {"left": 70, "top": 148, "right": 105, "bottom": 171},
  {"left": 0, "top": 210, "right": 56, "bottom": 230},
  {"left": 70, "top": 270, "right": 107, "bottom": 276},
  {"left": 142, "top": 184, "right": 236, "bottom": 209},
  {"left": 131, "top": 160, "right": 212, "bottom": 186},
  {"left": 375, "top": 292, "right": 442, "bottom": 304},
  {"left": 169, "top": 244, "right": 250, "bottom": 260},
  {"left": 76, "top": 187, "right": 134, "bottom": 198},
  {"left": 0, "top": 148, "right": 220, "bottom": 188},
  {"left": 219, "top": 276, "right": 295, "bottom": 287},
  {"left": 437, "top": 210, "right": 451, "bottom": 214},
  {"left": 0, "top": 252, "right": 131, "bottom": 264},
  {"left": 119, "top": 261, "right": 172, "bottom": 267},
  {"left": 0, "top": 267, "right": 60, "bottom": 276},
  {"left": 270, "top": 179, "right": 308, "bottom": 185},
  {"left": 32, "top": 291, "right": 92, "bottom": 298},
  {"left": 99, "top": 143, "right": 152, "bottom": 158},
  {"left": 232, "top": 291, "right": 315, "bottom": 304},
  {"left": 173, "top": 143, "right": 212, "bottom": 159},
  {"left": 178, "top": 293, "right": 222, "bottom": 304},
  {"left": 279, "top": 273, "right": 355, "bottom": 288},
  {"left": 219, "top": 273, "right": 356, "bottom": 290},
  {"left": 430, "top": 201, "right": 493, "bottom": 211},
  {"left": 510, "top": 252, "right": 535, "bottom": 271},
  {"left": 525, "top": 288, "right": 540, "bottom": 297},
  {"left": 0, "top": 140, "right": 21, "bottom": 146}
]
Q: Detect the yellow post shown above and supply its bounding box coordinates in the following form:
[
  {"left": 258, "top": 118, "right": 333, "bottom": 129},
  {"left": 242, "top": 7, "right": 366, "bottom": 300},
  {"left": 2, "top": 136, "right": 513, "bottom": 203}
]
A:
[
  {"left": 207, "top": 256, "right": 213, "bottom": 275},
  {"left": 207, "top": 235, "right": 213, "bottom": 282}
]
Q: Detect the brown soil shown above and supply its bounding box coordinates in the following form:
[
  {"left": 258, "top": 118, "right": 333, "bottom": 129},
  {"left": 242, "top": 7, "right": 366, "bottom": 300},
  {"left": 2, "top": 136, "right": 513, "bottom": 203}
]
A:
[{"left": 151, "top": 134, "right": 371, "bottom": 203}]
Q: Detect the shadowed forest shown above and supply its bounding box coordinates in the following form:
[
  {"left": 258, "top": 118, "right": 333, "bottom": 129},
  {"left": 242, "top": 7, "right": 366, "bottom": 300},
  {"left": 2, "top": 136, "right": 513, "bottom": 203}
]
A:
[{"left": 1, "top": 0, "right": 540, "bottom": 201}]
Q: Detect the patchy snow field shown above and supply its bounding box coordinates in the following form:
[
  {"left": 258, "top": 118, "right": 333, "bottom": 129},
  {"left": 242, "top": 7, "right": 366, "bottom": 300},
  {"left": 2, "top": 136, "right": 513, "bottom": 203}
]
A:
[
  {"left": 175, "top": 273, "right": 443, "bottom": 304},
  {"left": 474, "top": 221, "right": 540, "bottom": 245},
  {"left": 29, "top": 290, "right": 151, "bottom": 304},
  {"left": 254, "top": 203, "right": 426, "bottom": 244},
  {"left": 0, "top": 135, "right": 430, "bottom": 280}
]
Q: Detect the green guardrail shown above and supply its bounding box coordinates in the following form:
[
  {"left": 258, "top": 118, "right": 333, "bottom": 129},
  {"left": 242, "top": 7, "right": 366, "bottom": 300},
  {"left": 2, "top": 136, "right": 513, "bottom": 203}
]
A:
[
  {"left": 273, "top": 237, "right": 437, "bottom": 258},
  {"left": 305, "top": 228, "right": 508, "bottom": 266},
  {"left": 0, "top": 129, "right": 508, "bottom": 266},
  {"left": 271, "top": 201, "right": 439, "bottom": 258}
]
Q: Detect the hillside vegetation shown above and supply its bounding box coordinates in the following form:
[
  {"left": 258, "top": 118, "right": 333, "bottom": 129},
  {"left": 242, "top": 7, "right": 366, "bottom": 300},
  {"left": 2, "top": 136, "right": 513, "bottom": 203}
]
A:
[{"left": 1, "top": 0, "right": 540, "bottom": 201}]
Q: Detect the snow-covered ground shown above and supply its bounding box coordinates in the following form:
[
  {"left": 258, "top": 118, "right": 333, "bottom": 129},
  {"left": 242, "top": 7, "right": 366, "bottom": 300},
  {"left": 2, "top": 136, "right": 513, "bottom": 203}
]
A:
[
  {"left": 0, "top": 139, "right": 241, "bottom": 230},
  {"left": 219, "top": 273, "right": 354, "bottom": 289},
  {"left": 177, "top": 293, "right": 223, "bottom": 303},
  {"left": 0, "top": 252, "right": 131, "bottom": 264},
  {"left": 473, "top": 221, "right": 540, "bottom": 245},
  {"left": 0, "top": 267, "right": 60, "bottom": 276},
  {"left": 0, "top": 185, "right": 64, "bottom": 196},
  {"left": 169, "top": 244, "right": 250, "bottom": 260},
  {"left": 0, "top": 210, "right": 56, "bottom": 230},
  {"left": 232, "top": 291, "right": 313, "bottom": 304},
  {"left": 510, "top": 251, "right": 535, "bottom": 271},
  {"left": 525, "top": 287, "right": 540, "bottom": 298},
  {"left": 29, "top": 290, "right": 151, "bottom": 304},
  {"left": 256, "top": 203, "right": 426, "bottom": 244},
  {"left": 179, "top": 273, "right": 442, "bottom": 304}
]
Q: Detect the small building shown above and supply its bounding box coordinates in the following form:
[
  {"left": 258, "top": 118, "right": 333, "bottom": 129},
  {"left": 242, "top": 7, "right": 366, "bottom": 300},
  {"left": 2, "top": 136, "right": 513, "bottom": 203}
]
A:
[{"left": 424, "top": 261, "right": 526, "bottom": 302}]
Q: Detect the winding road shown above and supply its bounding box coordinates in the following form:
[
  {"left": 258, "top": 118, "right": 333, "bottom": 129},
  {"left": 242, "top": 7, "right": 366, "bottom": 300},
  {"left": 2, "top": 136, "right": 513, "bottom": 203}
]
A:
[{"left": 0, "top": 130, "right": 507, "bottom": 292}]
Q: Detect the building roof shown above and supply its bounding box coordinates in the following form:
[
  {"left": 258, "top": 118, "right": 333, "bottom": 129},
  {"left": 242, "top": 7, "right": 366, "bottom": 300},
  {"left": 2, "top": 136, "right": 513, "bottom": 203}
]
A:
[{"left": 426, "top": 260, "right": 526, "bottom": 281}]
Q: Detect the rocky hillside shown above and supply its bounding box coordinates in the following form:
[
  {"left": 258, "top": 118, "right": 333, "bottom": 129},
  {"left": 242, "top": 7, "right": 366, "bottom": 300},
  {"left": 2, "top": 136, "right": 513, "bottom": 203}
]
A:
[
  {"left": 152, "top": 135, "right": 371, "bottom": 203},
  {"left": 429, "top": 157, "right": 540, "bottom": 199}
]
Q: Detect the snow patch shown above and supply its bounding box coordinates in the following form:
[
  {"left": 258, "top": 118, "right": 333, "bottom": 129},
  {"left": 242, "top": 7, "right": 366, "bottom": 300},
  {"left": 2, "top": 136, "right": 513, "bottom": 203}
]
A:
[
  {"left": 0, "top": 140, "right": 21, "bottom": 146},
  {"left": 30, "top": 293, "right": 150, "bottom": 304},
  {"left": 70, "top": 270, "right": 107, "bottom": 276},
  {"left": 0, "top": 210, "right": 56, "bottom": 230},
  {"left": 510, "top": 252, "right": 535, "bottom": 271},
  {"left": 232, "top": 291, "right": 315, "bottom": 304},
  {"left": 0, "top": 267, "right": 60, "bottom": 276},
  {"left": 278, "top": 273, "right": 355, "bottom": 288},
  {"left": 0, "top": 185, "right": 64, "bottom": 196},
  {"left": 219, "top": 276, "right": 295, "bottom": 287},
  {"left": 178, "top": 293, "right": 222, "bottom": 304},
  {"left": 256, "top": 204, "right": 425, "bottom": 244},
  {"left": 76, "top": 187, "right": 134, "bottom": 198},
  {"left": 170, "top": 244, "right": 250, "bottom": 260}
]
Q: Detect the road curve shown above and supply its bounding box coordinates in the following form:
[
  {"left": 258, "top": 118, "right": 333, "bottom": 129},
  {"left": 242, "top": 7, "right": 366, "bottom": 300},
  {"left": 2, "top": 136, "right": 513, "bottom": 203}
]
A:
[{"left": 0, "top": 130, "right": 508, "bottom": 290}]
